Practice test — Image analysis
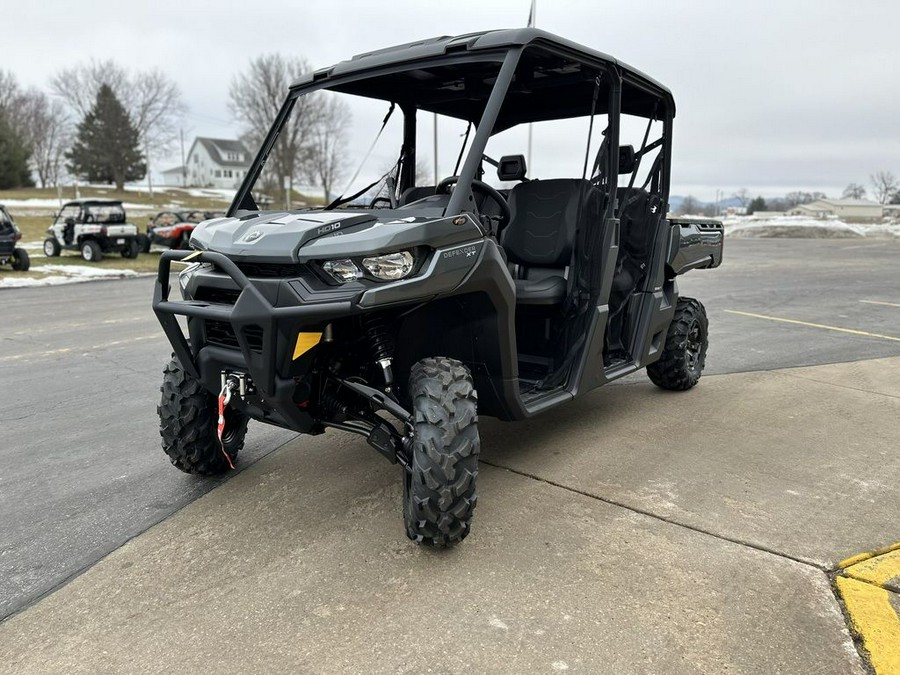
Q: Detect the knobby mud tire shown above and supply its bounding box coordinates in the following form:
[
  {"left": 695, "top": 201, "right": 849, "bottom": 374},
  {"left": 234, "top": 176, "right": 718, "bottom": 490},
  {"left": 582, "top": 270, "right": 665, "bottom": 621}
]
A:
[
  {"left": 403, "top": 357, "right": 480, "bottom": 547},
  {"left": 158, "top": 356, "right": 248, "bottom": 475},
  {"left": 647, "top": 297, "right": 708, "bottom": 391}
]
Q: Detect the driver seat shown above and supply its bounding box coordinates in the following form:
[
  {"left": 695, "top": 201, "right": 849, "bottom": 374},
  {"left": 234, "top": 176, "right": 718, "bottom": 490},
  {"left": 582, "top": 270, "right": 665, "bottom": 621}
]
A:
[{"left": 501, "top": 178, "right": 586, "bottom": 305}]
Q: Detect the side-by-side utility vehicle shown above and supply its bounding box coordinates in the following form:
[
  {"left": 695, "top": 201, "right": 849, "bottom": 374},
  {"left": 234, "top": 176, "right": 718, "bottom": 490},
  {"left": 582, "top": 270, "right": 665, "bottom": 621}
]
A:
[
  {"left": 44, "top": 199, "right": 140, "bottom": 261},
  {"left": 153, "top": 29, "right": 723, "bottom": 546},
  {"left": 0, "top": 205, "right": 30, "bottom": 271}
]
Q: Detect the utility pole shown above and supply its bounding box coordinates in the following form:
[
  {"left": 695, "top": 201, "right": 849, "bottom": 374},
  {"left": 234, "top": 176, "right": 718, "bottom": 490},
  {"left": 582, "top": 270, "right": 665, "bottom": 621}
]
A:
[
  {"left": 180, "top": 129, "right": 187, "bottom": 187},
  {"left": 146, "top": 140, "right": 153, "bottom": 202}
]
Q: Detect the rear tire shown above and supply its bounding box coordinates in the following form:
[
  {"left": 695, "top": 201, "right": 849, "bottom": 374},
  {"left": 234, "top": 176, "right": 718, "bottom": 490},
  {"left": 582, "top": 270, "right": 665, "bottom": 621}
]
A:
[
  {"left": 121, "top": 239, "right": 140, "bottom": 258},
  {"left": 137, "top": 233, "right": 151, "bottom": 253},
  {"left": 158, "top": 356, "right": 248, "bottom": 475},
  {"left": 81, "top": 240, "right": 102, "bottom": 262},
  {"left": 647, "top": 297, "right": 708, "bottom": 391},
  {"left": 12, "top": 248, "right": 30, "bottom": 271},
  {"left": 403, "top": 357, "right": 479, "bottom": 547},
  {"left": 43, "top": 238, "right": 60, "bottom": 257}
]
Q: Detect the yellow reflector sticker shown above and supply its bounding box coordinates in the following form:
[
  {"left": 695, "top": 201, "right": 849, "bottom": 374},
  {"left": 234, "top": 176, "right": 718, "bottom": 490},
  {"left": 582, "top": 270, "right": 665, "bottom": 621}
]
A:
[{"left": 293, "top": 332, "right": 322, "bottom": 360}]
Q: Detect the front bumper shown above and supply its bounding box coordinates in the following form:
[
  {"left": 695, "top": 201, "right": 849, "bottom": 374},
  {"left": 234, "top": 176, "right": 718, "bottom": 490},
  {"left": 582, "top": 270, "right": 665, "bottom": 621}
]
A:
[{"left": 153, "top": 249, "right": 360, "bottom": 431}]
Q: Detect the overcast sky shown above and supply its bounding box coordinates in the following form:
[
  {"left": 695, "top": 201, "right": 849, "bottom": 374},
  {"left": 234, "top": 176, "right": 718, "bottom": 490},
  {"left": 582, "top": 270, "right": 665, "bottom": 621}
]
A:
[{"left": 6, "top": 0, "right": 900, "bottom": 200}]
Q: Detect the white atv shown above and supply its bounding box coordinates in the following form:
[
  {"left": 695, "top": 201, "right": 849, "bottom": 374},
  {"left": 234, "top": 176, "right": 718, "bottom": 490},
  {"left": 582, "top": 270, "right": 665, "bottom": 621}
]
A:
[{"left": 43, "top": 199, "right": 140, "bottom": 262}]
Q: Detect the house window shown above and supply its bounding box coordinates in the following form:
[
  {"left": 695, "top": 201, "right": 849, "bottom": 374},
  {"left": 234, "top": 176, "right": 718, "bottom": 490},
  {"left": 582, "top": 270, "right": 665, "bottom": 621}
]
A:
[
  {"left": 194, "top": 155, "right": 199, "bottom": 164},
  {"left": 215, "top": 170, "right": 222, "bottom": 178}
]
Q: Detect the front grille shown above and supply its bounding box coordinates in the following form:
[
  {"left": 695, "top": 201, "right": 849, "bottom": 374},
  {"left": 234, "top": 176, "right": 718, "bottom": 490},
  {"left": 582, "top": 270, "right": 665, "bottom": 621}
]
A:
[
  {"left": 236, "top": 262, "right": 308, "bottom": 278},
  {"left": 205, "top": 320, "right": 239, "bottom": 349},
  {"left": 204, "top": 320, "right": 264, "bottom": 353},
  {"left": 195, "top": 287, "right": 240, "bottom": 305}
]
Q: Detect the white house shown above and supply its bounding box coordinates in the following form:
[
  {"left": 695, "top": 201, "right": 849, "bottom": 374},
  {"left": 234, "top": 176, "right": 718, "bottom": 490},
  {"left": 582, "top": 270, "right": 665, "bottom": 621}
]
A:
[
  {"left": 178, "top": 137, "right": 252, "bottom": 189},
  {"left": 789, "top": 198, "right": 883, "bottom": 220}
]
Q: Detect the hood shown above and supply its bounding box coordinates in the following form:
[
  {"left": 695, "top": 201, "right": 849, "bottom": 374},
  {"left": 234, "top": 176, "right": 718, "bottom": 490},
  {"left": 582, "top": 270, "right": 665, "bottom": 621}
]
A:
[
  {"left": 190, "top": 209, "right": 483, "bottom": 263},
  {"left": 190, "top": 211, "right": 378, "bottom": 262}
]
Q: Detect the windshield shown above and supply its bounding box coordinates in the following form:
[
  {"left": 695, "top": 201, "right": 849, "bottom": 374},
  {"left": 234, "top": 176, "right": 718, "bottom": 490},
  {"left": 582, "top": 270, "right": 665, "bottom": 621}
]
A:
[
  {"left": 237, "top": 58, "right": 505, "bottom": 214},
  {"left": 85, "top": 204, "right": 126, "bottom": 223}
]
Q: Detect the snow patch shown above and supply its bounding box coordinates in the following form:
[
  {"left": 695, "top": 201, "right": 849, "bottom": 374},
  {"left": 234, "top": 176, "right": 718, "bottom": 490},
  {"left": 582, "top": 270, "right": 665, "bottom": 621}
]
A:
[
  {"left": 1, "top": 264, "right": 147, "bottom": 289},
  {"left": 724, "top": 215, "right": 900, "bottom": 239}
]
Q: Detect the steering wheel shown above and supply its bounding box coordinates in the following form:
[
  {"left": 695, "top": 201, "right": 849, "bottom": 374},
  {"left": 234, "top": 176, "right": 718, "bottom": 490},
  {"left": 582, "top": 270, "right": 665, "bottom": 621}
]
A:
[
  {"left": 435, "top": 176, "right": 511, "bottom": 229},
  {"left": 370, "top": 196, "right": 394, "bottom": 209}
]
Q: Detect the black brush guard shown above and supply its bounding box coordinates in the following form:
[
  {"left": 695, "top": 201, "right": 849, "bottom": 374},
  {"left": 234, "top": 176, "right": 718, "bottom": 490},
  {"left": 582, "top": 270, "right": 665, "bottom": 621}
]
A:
[{"left": 153, "top": 249, "right": 355, "bottom": 430}]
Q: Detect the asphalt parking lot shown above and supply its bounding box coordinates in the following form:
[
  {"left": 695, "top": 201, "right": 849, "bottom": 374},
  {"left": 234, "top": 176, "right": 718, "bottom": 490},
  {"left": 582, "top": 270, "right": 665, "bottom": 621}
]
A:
[{"left": 1, "top": 238, "right": 898, "bottom": 673}]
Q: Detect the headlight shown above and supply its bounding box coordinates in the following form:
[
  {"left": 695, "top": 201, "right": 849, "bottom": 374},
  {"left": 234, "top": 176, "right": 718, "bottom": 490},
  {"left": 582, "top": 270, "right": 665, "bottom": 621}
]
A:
[
  {"left": 322, "top": 258, "right": 362, "bottom": 283},
  {"left": 361, "top": 251, "right": 414, "bottom": 281}
]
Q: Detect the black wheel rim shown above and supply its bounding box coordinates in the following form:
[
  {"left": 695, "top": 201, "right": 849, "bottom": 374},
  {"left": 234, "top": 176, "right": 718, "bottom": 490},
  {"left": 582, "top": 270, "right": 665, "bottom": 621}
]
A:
[{"left": 685, "top": 321, "right": 703, "bottom": 372}]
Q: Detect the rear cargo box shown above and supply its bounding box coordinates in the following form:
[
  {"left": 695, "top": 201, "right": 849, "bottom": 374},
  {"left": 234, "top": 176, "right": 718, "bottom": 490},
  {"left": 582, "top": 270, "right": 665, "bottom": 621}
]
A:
[{"left": 666, "top": 217, "right": 724, "bottom": 275}]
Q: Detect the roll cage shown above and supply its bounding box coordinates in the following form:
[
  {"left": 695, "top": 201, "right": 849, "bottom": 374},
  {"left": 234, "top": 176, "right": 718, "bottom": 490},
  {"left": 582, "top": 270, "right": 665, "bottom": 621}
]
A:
[{"left": 230, "top": 28, "right": 675, "bottom": 221}]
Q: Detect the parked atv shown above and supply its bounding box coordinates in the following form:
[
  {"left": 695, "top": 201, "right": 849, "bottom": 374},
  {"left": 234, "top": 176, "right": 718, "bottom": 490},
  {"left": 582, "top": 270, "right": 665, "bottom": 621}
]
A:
[
  {"left": 0, "top": 205, "right": 30, "bottom": 271},
  {"left": 44, "top": 199, "right": 140, "bottom": 262},
  {"left": 149, "top": 210, "right": 224, "bottom": 250},
  {"left": 153, "top": 29, "right": 724, "bottom": 547}
]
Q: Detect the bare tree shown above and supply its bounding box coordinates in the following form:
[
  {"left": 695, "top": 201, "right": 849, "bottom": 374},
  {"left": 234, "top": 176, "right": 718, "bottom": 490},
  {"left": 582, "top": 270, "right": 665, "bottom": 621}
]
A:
[
  {"left": 305, "top": 93, "right": 351, "bottom": 201},
  {"left": 842, "top": 182, "right": 867, "bottom": 200},
  {"left": 0, "top": 71, "right": 72, "bottom": 187},
  {"left": 677, "top": 195, "right": 700, "bottom": 215},
  {"left": 732, "top": 188, "right": 749, "bottom": 208},
  {"left": 51, "top": 60, "right": 186, "bottom": 161},
  {"left": 0, "top": 70, "right": 30, "bottom": 137},
  {"left": 870, "top": 170, "right": 898, "bottom": 205},
  {"left": 229, "top": 54, "right": 319, "bottom": 199},
  {"left": 23, "top": 93, "right": 70, "bottom": 187}
]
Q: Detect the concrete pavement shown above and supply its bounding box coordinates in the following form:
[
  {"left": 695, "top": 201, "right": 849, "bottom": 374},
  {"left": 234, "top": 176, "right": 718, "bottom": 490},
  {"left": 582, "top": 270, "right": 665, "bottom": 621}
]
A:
[{"left": 4, "top": 355, "right": 899, "bottom": 672}]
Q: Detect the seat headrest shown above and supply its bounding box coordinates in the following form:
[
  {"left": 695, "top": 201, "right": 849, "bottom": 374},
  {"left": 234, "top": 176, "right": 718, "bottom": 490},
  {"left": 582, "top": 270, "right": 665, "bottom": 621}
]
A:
[{"left": 497, "top": 155, "right": 527, "bottom": 182}]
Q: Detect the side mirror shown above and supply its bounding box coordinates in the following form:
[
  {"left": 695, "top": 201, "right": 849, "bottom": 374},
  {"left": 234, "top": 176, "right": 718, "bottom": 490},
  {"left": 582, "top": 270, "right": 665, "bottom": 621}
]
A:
[{"left": 618, "top": 145, "right": 636, "bottom": 175}]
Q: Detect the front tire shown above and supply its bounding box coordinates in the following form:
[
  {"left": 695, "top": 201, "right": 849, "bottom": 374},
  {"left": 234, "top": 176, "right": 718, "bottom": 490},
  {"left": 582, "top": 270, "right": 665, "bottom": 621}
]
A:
[
  {"left": 12, "top": 248, "right": 30, "bottom": 271},
  {"left": 81, "top": 240, "right": 102, "bottom": 262},
  {"left": 43, "top": 238, "right": 60, "bottom": 257},
  {"left": 158, "top": 356, "right": 248, "bottom": 475},
  {"left": 647, "top": 297, "right": 708, "bottom": 391},
  {"left": 403, "top": 357, "right": 479, "bottom": 547}
]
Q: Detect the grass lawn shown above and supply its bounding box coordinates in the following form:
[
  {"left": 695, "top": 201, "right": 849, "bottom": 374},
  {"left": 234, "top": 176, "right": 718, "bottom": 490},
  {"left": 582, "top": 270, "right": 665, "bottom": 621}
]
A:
[{"left": 0, "top": 185, "right": 233, "bottom": 212}]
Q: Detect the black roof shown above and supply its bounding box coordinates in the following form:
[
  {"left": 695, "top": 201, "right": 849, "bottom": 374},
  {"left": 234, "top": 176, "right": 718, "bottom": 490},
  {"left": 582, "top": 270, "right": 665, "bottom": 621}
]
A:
[
  {"left": 292, "top": 28, "right": 674, "bottom": 127},
  {"left": 193, "top": 138, "right": 251, "bottom": 168},
  {"left": 62, "top": 199, "right": 124, "bottom": 206}
]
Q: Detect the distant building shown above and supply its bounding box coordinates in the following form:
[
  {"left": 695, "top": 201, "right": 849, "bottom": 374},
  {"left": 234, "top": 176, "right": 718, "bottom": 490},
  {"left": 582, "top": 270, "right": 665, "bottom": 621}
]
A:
[
  {"left": 182, "top": 137, "right": 252, "bottom": 189},
  {"left": 160, "top": 165, "right": 187, "bottom": 187},
  {"left": 789, "top": 199, "right": 883, "bottom": 220},
  {"left": 752, "top": 211, "right": 786, "bottom": 218}
]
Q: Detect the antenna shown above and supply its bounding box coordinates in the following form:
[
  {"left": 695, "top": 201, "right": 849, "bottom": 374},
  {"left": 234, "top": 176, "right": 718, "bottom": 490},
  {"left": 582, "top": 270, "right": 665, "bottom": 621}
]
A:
[{"left": 526, "top": 0, "right": 536, "bottom": 171}]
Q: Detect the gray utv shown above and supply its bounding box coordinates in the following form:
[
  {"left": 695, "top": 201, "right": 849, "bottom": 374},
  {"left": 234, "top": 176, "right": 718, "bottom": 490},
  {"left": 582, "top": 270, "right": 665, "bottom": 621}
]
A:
[{"left": 153, "top": 28, "right": 723, "bottom": 546}]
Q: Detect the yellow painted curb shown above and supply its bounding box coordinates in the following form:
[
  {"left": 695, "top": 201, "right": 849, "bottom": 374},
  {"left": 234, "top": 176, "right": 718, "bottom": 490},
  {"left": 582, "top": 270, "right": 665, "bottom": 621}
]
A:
[
  {"left": 845, "top": 549, "right": 900, "bottom": 591},
  {"left": 839, "top": 542, "right": 900, "bottom": 570},
  {"left": 836, "top": 576, "right": 900, "bottom": 674}
]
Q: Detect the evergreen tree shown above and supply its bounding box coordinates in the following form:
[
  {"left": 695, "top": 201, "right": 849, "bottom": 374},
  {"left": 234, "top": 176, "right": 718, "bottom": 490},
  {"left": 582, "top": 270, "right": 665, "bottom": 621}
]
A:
[
  {"left": 67, "top": 84, "right": 145, "bottom": 190},
  {"left": 0, "top": 113, "right": 35, "bottom": 189},
  {"left": 747, "top": 196, "right": 766, "bottom": 215}
]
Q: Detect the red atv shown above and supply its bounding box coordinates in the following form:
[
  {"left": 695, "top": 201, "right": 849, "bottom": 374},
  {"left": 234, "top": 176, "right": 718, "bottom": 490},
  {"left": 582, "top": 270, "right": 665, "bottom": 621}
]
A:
[{"left": 147, "top": 210, "right": 225, "bottom": 250}]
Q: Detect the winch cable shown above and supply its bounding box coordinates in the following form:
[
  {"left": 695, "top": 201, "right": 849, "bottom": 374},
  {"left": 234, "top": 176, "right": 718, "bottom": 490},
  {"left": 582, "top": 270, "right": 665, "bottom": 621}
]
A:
[
  {"left": 216, "top": 381, "right": 237, "bottom": 470},
  {"left": 325, "top": 102, "right": 396, "bottom": 210}
]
